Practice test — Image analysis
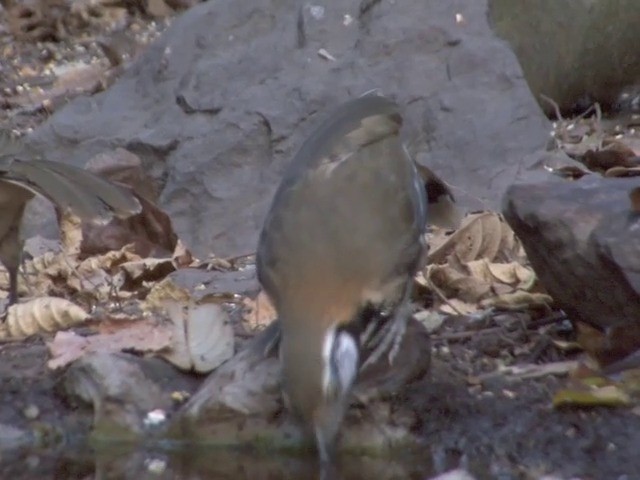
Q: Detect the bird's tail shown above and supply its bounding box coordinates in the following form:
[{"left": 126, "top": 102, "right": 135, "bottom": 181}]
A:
[{"left": 0, "top": 132, "right": 141, "bottom": 222}]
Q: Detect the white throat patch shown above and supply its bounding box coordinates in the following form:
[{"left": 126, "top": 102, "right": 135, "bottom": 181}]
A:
[{"left": 321, "top": 328, "right": 359, "bottom": 398}]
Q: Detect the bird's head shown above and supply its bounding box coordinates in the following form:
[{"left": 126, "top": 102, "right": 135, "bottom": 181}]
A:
[{"left": 279, "top": 320, "right": 359, "bottom": 464}]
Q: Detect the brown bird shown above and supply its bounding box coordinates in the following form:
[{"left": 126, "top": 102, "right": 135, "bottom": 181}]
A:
[
  {"left": 0, "top": 131, "right": 141, "bottom": 307},
  {"left": 256, "top": 93, "right": 450, "bottom": 463}
]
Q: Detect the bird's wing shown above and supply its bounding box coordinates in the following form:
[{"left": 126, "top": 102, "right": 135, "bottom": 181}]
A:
[{"left": 0, "top": 132, "right": 140, "bottom": 222}]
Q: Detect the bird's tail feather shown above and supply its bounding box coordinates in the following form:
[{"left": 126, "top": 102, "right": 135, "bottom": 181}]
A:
[{"left": 3, "top": 159, "right": 141, "bottom": 222}]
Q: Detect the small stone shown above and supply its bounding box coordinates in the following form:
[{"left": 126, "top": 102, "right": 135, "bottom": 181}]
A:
[{"left": 23, "top": 404, "right": 40, "bottom": 420}]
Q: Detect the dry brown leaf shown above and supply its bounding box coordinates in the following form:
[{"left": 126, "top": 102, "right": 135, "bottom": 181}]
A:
[
  {"left": 582, "top": 143, "right": 639, "bottom": 172},
  {"left": 120, "top": 258, "right": 176, "bottom": 283},
  {"left": 422, "top": 211, "right": 539, "bottom": 315},
  {"left": 428, "top": 212, "right": 504, "bottom": 264},
  {"left": 447, "top": 276, "right": 492, "bottom": 303},
  {"left": 497, "top": 220, "right": 525, "bottom": 261},
  {"left": 146, "top": 278, "right": 235, "bottom": 373},
  {"left": 78, "top": 245, "right": 142, "bottom": 273},
  {"left": 479, "top": 291, "right": 553, "bottom": 310},
  {"left": 458, "top": 212, "right": 501, "bottom": 262},
  {"left": 465, "top": 259, "right": 494, "bottom": 283},
  {"left": 58, "top": 210, "right": 83, "bottom": 258},
  {"left": 438, "top": 298, "right": 478, "bottom": 315},
  {"left": 67, "top": 268, "right": 122, "bottom": 301},
  {"left": 242, "top": 291, "right": 277, "bottom": 330},
  {"left": 426, "top": 264, "right": 464, "bottom": 283},
  {"left": 0, "top": 297, "right": 89, "bottom": 339},
  {"left": 0, "top": 267, "right": 29, "bottom": 298},
  {"left": 604, "top": 166, "right": 640, "bottom": 178},
  {"left": 145, "top": 276, "right": 192, "bottom": 306},
  {"left": 487, "top": 262, "right": 534, "bottom": 287},
  {"left": 158, "top": 301, "right": 234, "bottom": 373},
  {"left": 172, "top": 239, "right": 194, "bottom": 268},
  {"left": 26, "top": 251, "right": 70, "bottom": 276},
  {"left": 58, "top": 245, "right": 141, "bottom": 298},
  {"left": 79, "top": 193, "right": 178, "bottom": 259},
  {"left": 8, "top": 251, "right": 74, "bottom": 299},
  {"left": 46, "top": 319, "right": 173, "bottom": 369}
]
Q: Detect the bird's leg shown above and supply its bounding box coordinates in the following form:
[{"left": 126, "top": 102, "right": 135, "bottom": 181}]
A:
[
  {"left": 0, "top": 202, "right": 26, "bottom": 317},
  {"left": 1, "top": 265, "right": 18, "bottom": 320},
  {"left": 7, "top": 265, "right": 18, "bottom": 307},
  {"left": 360, "top": 285, "right": 413, "bottom": 370}
]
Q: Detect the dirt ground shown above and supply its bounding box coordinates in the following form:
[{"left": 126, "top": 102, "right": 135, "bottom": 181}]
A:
[
  {"left": 2, "top": 318, "right": 640, "bottom": 480},
  {"left": 2, "top": 3, "right": 640, "bottom": 480}
]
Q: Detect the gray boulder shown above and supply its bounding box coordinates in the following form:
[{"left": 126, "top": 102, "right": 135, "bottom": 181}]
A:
[
  {"left": 503, "top": 176, "right": 640, "bottom": 365},
  {"left": 26, "top": 0, "right": 550, "bottom": 258}
]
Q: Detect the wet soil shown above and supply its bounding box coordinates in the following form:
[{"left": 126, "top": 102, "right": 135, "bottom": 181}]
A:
[{"left": 2, "top": 332, "right": 640, "bottom": 480}]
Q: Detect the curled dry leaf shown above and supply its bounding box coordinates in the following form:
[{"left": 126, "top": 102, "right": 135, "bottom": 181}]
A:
[
  {"left": 553, "top": 384, "right": 631, "bottom": 408},
  {"left": 426, "top": 264, "right": 491, "bottom": 304},
  {"left": 63, "top": 245, "right": 140, "bottom": 299},
  {"left": 423, "top": 212, "right": 544, "bottom": 315},
  {"left": 242, "top": 291, "right": 277, "bottom": 331},
  {"left": 77, "top": 245, "right": 142, "bottom": 274},
  {"left": 0, "top": 297, "right": 89, "bottom": 339},
  {"left": 79, "top": 194, "right": 178, "bottom": 259},
  {"left": 604, "top": 166, "right": 640, "bottom": 178},
  {"left": 146, "top": 278, "right": 235, "bottom": 373},
  {"left": 437, "top": 298, "right": 478, "bottom": 316},
  {"left": 159, "top": 301, "right": 234, "bottom": 373},
  {"left": 487, "top": 261, "right": 535, "bottom": 287},
  {"left": 172, "top": 239, "right": 194, "bottom": 269},
  {"left": 479, "top": 291, "right": 553, "bottom": 311},
  {"left": 428, "top": 212, "right": 523, "bottom": 265},
  {"left": 58, "top": 210, "right": 84, "bottom": 258},
  {"left": 3, "top": 251, "right": 74, "bottom": 300},
  {"left": 120, "top": 258, "right": 176, "bottom": 284}
]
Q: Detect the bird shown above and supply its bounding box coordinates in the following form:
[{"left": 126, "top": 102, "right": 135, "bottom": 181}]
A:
[
  {"left": 0, "top": 131, "right": 141, "bottom": 307},
  {"left": 256, "top": 93, "right": 447, "bottom": 464}
]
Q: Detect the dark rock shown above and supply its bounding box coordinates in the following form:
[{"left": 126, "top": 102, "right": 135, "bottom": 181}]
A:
[
  {"left": 163, "top": 265, "right": 260, "bottom": 301},
  {"left": 172, "top": 318, "right": 431, "bottom": 452},
  {"left": 25, "top": 0, "right": 550, "bottom": 258},
  {"left": 502, "top": 176, "right": 640, "bottom": 357},
  {"left": 63, "top": 352, "right": 198, "bottom": 438},
  {"left": 0, "top": 424, "right": 30, "bottom": 449},
  {"left": 489, "top": 0, "right": 640, "bottom": 116}
]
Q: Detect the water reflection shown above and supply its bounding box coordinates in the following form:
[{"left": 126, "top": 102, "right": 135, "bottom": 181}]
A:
[{"left": 3, "top": 443, "right": 437, "bottom": 480}]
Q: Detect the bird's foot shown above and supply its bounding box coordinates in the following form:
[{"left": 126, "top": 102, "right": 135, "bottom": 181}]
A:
[{"left": 360, "top": 311, "right": 409, "bottom": 371}]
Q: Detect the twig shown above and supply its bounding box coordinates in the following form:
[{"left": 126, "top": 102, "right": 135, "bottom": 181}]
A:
[
  {"left": 527, "top": 311, "right": 567, "bottom": 329},
  {"left": 594, "top": 102, "right": 604, "bottom": 148},
  {"left": 426, "top": 277, "right": 464, "bottom": 315},
  {"left": 432, "top": 310, "right": 567, "bottom": 343},
  {"left": 473, "top": 360, "right": 578, "bottom": 383},
  {"left": 433, "top": 326, "right": 502, "bottom": 342},
  {"left": 539, "top": 93, "right": 564, "bottom": 122}
]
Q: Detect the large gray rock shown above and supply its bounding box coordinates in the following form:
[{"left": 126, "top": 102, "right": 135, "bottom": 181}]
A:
[
  {"left": 26, "top": 0, "right": 550, "bottom": 258},
  {"left": 503, "top": 176, "right": 640, "bottom": 352},
  {"left": 490, "top": 0, "right": 640, "bottom": 116}
]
